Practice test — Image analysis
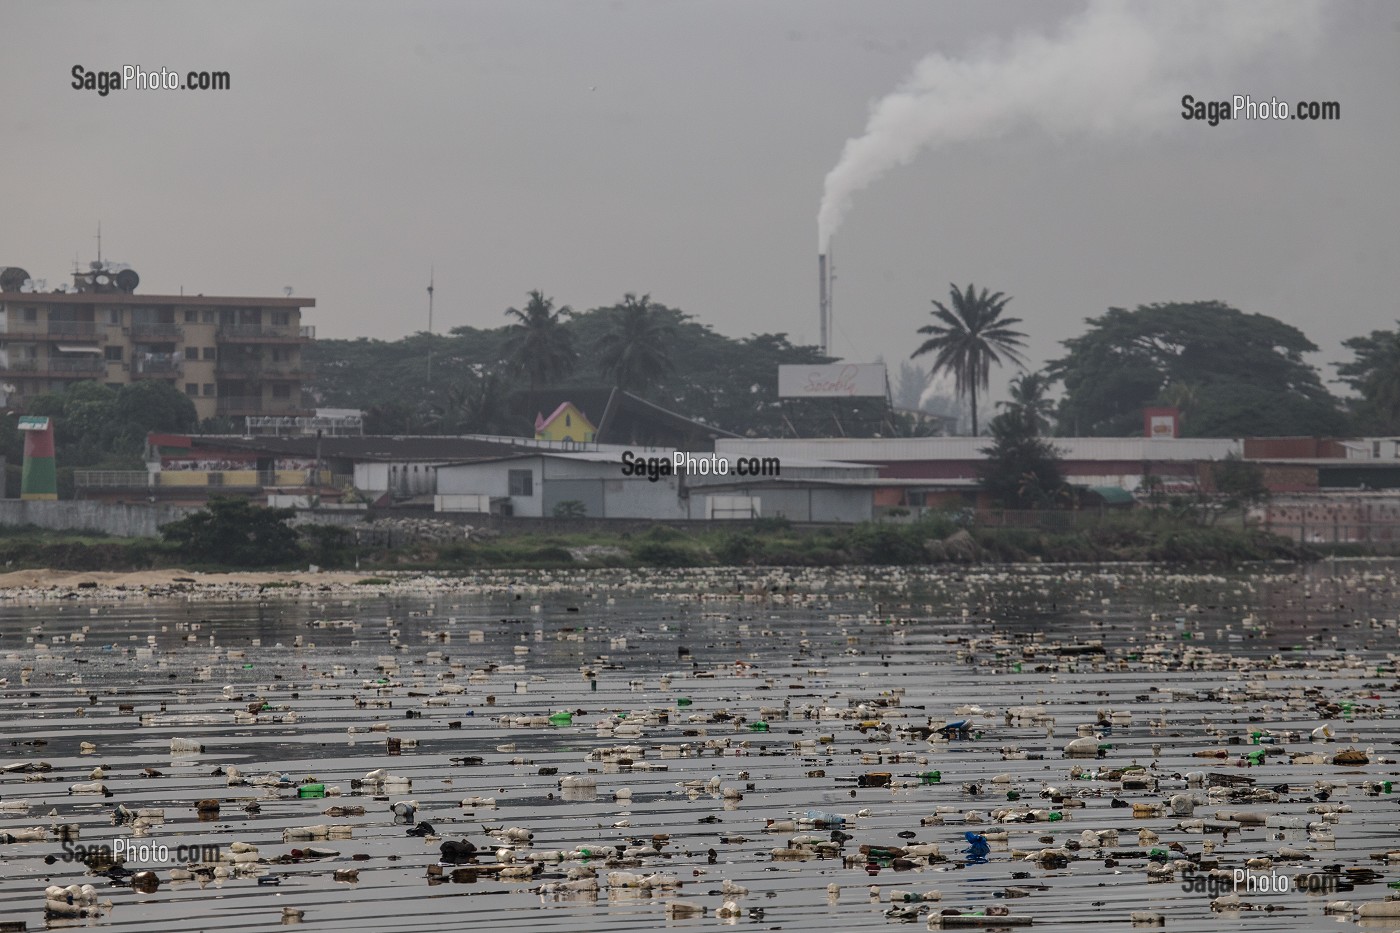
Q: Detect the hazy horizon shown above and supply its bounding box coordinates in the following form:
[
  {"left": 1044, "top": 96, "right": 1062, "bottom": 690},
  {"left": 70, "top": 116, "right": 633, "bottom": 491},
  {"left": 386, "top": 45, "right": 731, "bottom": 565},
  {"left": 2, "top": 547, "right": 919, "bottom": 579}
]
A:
[{"left": 4, "top": 0, "right": 1396, "bottom": 405}]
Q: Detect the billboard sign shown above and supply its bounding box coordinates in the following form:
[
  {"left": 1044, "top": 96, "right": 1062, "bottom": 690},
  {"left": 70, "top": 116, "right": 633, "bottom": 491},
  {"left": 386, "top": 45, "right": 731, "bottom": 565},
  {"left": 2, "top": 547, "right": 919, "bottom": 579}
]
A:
[
  {"left": 1142, "top": 407, "right": 1180, "bottom": 439},
  {"left": 778, "top": 363, "right": 886, "bottom": 398}
]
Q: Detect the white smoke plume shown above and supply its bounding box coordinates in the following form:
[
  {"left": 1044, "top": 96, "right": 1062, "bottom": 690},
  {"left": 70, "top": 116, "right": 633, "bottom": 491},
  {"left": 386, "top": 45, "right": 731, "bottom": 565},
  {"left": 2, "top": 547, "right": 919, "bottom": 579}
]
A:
[{"left": 818, "top": 0, "right": 1323, "bottom": 251}]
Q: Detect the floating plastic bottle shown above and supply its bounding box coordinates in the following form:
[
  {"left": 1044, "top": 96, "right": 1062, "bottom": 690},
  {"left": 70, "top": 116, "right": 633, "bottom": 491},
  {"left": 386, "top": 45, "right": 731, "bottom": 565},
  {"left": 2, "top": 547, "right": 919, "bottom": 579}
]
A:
[
  {"left": 548, "top": 711, "right": 573, "bottom": 726},
  {"left": 805, "top": 809, "right": 846, "bottom": 829},
  {"left": 297, "top": 783, "right": 326, "bottom": 799},
  {"left": 918, "top": 770, "right": 942, "bottom": 785}
]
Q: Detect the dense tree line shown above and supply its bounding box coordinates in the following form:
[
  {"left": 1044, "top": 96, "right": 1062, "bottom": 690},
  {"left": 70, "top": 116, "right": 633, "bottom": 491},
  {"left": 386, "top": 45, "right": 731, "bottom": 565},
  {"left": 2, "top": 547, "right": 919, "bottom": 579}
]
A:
[
  {"left": 305, "top": 293, "right": 911, "bottom": 438},
  {"left": 0, "top": 381, "right": 197, "bottom": 496},
  {"left": 305, "top": 288, "right": 1396, "bottom": 442}
]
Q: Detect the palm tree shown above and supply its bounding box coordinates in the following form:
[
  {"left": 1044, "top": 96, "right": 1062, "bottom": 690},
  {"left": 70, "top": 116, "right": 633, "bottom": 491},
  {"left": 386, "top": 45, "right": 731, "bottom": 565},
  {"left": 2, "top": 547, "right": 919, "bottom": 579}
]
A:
[
  {"left": 998, "top": 371, "right": 1054, "bottom": 435},
  {"left": 912, "top": 283, "right": 1027, "bottom": 435},
  {"left": 594, "top": 293, "right": 675, "bottom": 392},
  {"left": 502, "top": 290, "right": 576, "bottom": 392}
]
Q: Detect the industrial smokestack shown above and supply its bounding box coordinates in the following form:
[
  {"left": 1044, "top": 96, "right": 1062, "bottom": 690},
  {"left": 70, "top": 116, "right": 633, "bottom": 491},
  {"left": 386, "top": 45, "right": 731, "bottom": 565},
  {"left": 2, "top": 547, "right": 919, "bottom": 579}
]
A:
[{"left": 818, "top": 253, "right": 828, "bottom": 356}]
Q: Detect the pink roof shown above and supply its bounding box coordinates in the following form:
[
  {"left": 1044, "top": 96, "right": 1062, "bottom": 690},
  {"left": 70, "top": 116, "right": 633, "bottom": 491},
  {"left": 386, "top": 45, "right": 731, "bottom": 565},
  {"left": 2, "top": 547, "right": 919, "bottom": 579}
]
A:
[{"left": 536, "top": 401, "right": 588, "bottom": 431}]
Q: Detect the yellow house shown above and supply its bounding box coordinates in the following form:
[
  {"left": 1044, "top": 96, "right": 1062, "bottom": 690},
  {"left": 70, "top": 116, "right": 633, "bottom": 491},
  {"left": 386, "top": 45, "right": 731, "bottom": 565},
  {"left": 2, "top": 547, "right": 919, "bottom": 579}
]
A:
[{"left": 535, "top": 401, "right": 596, "bottom": 443}]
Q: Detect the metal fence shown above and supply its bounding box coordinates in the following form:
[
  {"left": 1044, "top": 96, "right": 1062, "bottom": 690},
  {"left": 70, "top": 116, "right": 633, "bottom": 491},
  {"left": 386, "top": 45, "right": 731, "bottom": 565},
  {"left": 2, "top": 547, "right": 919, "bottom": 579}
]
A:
[{"left": 1261, "top": 519, "right": 1400, "bottom": 546}]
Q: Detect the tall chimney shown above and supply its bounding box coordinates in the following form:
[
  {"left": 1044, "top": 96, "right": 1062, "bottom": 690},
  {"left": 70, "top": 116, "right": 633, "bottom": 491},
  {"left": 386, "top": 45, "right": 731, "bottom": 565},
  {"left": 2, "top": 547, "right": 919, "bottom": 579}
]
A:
[{"left": 818, "top": 253, "right": 828, "bottom": 356}]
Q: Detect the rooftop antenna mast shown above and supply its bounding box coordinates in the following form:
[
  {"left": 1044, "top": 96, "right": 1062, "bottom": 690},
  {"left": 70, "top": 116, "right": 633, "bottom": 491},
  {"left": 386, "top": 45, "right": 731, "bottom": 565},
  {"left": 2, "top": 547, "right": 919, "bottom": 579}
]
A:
[
  {"left": 95, "top": 221, "right": 102, "bottom": 265},
  {"left": 426, "top": 267, "right": 435, "bottom": 378}
]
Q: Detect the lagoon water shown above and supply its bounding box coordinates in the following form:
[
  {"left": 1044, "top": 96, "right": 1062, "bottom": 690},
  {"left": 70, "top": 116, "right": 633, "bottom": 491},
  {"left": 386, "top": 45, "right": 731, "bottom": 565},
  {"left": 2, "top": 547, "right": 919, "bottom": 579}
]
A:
[{"left": 1, "top": 561, "right": 1397, "bottom": 931}]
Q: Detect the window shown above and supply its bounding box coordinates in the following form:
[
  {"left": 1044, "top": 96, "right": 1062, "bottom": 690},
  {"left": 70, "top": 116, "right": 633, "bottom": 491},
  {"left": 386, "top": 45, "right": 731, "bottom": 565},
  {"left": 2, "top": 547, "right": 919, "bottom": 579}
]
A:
[
  {"left": 508, "top": 469, "right": 534, "bottom": 497},
  {"left": 184, "top": 346, "right": 199, "bottom": 360},
  {"left": 22, "top": 308, "right": 37, "bottom": 323},
  {"left": 271, "top": 347, "right": 285, "bottom": 361},
  {"left": 203, "top": 347, "right": 216, "bottom": 360},
  {"left": 565, "top": 413, "right": 572, "bottom": 427},
  {"left": 186, "top": 383, "right": 199, "bottom": 396},
  {"left": 272, "top": 310, "right": 291, "bottom": 326},
  {"left": 108, "top": 309, "right": 121, "bottom": 325},
  {"left": 203, "top": 384, "right": 215, "bottom": 396},
  {"left": 184, "top": 310, "right": 197, "bottom": 323},
  {"left": 104, "top": 346, "right": 123, "bottom": 361},
  {"left": 202, "top": 310, "right": 216, "bottom": 324},
  {"left": 272, "top": 384, "right": 291, "bottom": 399}
]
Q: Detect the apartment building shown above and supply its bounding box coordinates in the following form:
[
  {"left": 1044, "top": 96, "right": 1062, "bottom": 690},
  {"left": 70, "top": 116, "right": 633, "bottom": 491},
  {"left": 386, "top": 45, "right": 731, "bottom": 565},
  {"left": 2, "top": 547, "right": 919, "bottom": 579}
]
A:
[{"left": 0, "top": 263, "right": 316, "bottom": 421}]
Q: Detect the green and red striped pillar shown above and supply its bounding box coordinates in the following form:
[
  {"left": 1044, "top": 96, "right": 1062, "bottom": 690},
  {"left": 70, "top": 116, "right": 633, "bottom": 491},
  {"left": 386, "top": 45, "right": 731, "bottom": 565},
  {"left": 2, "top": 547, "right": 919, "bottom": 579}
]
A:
[{"left": 19, "top": 415, "right": 57, "bottom": 500}]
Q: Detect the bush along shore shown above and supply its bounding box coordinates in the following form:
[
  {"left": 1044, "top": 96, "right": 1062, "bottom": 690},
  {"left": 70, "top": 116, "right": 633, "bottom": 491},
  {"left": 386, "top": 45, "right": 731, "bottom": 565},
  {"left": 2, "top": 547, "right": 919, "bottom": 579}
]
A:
[{"left": 0, "top": 511, "right": 1321, "bottom": 573}]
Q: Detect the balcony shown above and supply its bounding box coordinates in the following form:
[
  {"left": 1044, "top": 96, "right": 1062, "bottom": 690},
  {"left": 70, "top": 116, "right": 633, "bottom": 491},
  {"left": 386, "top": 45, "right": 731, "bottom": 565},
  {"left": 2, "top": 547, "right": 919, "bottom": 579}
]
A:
[
  {"left": 1, "top": 320, "right": 45, "bottom": 338},
  {"left": 216, "top": 358, "right": 314, "bottom": 379},
  {"left": 218, "top": 324, "right": 303, "bottom": 342},
  {"left": 131, "top": 322, "right": 183, "bottom": 340},
  {"left": 216, "top": 395, "right": 264, "bottom": 415},
  {"left": 48, "top": 321, "right": 100, "bottom": 339},
  {"left": 215, "top": 358, "right": 263, "bottom": 376},
  {"left": 264, "top": 359, "right": 315, "bottom": 377},
  {"left": 1, "top": 357, "right": 108, "bottom": 377},
  {"left": 50, "top": 357, "right": 109, "bottom": 374},
  {"left": 131, "top": 358, "right": 181, "bottom": 377}
]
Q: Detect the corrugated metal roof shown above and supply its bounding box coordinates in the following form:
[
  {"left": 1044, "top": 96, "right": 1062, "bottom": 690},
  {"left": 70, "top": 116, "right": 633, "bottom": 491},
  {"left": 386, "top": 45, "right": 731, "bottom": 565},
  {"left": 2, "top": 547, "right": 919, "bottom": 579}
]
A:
[{"left": 715, "top": 437, "right": 1240, "bottom": 463}]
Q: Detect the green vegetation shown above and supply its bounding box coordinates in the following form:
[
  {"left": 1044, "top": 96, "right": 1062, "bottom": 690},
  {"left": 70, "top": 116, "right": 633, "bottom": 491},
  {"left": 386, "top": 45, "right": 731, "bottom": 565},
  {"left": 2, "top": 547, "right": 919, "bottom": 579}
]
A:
[
  {"left": 305, "top": 294, "right": 905, "bottom": 438},
  {"left": 502, "top": 290, "right": 577, "bottom": 393},
  {"left": 552, "top": 500, "right": 588, "bottom": 519},
  {"left": 978, "top": 411, "right": 1068, "bottom": 509},
  {"left": 160, "top": 498, "right": 302, "bottom": 567},
  {"left": 911, "top": 283, "right": 1027, "bottom": 436},
  {"left": 0, "top": 510, "right": 1325, "bottom": 573},
  {"left": 1337, "top": 321, "right": 1400, "bottom": 433},
  {"left": 302, "top": 290, "right": 1399, "bottom": 441},
  {"left": 595, "top": 293, "right": 676, "bottom": 393},
  {"left": 0, "top": 381, "right": 197, "bottom": 490},
  {"left": 1049, "top": 301, "right": 1346, "bottom": 437}
]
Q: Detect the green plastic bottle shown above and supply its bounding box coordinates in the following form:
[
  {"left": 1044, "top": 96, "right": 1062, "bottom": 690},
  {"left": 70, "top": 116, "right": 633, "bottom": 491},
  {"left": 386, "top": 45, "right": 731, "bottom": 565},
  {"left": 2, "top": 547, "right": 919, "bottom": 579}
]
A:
[
  {"left": 298, "top": 783, "right": 325, "bottom": 799},
  {"left": 548, "top": 711, "right": 573, "bottom": 726},
  {"left": 748, "top": 720, "right": 769, "bottom": 733},
  {"left": 919, "top": 771, "right": 942, "bottom": 785}
]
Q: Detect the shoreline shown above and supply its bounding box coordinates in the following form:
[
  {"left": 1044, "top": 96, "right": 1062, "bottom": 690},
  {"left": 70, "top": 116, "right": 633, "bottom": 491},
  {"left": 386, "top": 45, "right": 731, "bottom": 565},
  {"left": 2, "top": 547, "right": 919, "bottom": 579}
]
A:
[{"left": 0, "top": 568, "right": 378, "bottom": 590}]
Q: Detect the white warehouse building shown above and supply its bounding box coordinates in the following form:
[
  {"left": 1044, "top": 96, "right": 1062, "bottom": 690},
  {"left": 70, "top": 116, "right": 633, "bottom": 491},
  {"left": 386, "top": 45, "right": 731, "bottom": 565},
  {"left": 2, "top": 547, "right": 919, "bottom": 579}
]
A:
[{"left": 434, "top": 450, "right": 878, "bottom": 522}]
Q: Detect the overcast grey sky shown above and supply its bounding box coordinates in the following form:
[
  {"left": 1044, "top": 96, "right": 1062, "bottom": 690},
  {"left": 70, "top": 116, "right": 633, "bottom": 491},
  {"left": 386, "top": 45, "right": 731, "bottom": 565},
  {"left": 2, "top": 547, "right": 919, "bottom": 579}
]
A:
[{"left": 3, "top": 0, "right": 1397, "bottom": 405}]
